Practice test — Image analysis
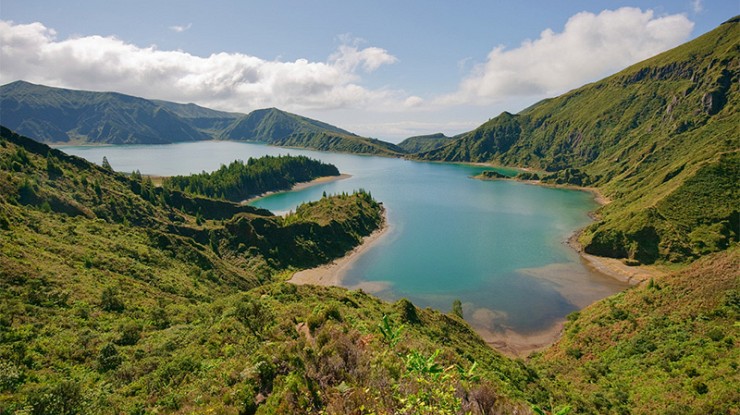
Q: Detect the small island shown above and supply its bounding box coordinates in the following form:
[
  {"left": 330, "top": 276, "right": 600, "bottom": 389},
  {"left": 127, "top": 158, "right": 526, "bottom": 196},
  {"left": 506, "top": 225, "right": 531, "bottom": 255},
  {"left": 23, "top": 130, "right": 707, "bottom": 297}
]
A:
[{"left": 473, "top": 170, "right": 512, "bottom": 180}]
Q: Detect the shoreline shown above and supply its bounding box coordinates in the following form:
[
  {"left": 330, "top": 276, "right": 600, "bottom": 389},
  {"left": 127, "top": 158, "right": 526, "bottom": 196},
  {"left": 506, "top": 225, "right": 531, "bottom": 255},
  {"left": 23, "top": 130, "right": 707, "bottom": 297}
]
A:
[
  {"left": 477, "top": 321, "right": 567, "bottom": 358},
  {"left": 242, "top": 174, "right": 351, "bottom": 204},
  {"left": 566, "top": 232, "right": 663, "bottom": 285},
  {"left": 473, "top": 173, "right": 662, "bottom": 286},
  {"left": 286, "top": 162, "right": 659, "bottom": 356},
  {"left": 289, "top": 212, "right": 389, "bottom": 286}
]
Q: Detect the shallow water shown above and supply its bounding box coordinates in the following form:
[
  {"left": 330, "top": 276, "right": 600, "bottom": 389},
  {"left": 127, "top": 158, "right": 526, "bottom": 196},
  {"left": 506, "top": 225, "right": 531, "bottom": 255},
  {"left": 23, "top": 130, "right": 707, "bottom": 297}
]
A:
[{"left": 60, "top": 141, "right": 628, "bottom": 336}]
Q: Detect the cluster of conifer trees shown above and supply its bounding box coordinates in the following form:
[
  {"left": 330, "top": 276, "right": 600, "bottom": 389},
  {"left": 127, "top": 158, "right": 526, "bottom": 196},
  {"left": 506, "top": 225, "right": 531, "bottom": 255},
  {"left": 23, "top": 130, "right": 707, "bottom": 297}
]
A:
[{"left": 162, "top": 155, "right": 339, "bottom": 202}]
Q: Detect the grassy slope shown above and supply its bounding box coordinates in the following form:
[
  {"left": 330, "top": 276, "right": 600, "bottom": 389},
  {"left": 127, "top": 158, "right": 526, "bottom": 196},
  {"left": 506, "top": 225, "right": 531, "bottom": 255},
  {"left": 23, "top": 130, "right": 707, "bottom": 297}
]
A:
[
  {"left": 397, "top": 133, "right": 456, "bottom": 154},
  {"left": 418, "top": 18, "right": 739, "bottom": 264},
  {"left": 149, "top": 100, "right": 242, "bottom": 135},
  {"left": 0, "top": 82, "right": 405, "bottom": 156},
  {"left": 531, "top": 248, "right": 739, "bottom": 415},
  {"left": 220, "top": 108, "right": 404, "bottom": 157},
  {"left": 0, "top": 81, "right": 207, "bottom": 144},
  {"left": 0, "top": 128, "right": 535, "bottom": 414}
]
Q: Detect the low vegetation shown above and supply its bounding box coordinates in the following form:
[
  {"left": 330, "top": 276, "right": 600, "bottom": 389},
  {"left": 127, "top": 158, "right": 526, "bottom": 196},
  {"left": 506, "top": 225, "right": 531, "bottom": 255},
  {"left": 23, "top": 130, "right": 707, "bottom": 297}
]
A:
[{"left": 531, "top": 248, "right": 739, "bottom": 415}]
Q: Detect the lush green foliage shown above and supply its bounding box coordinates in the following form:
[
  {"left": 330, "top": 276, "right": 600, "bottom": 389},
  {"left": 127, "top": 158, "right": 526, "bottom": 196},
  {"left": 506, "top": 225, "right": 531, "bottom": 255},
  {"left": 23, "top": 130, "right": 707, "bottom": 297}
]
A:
[
  {"left": 397, "top": 133, "right": 456, "bottom": 154},
  {"left": 531, "top": 248, "right": 740, "bottom": 414},
  {"left": 0, "top": 81, "right": 213, "bottom": 144},
  {"left": 417, "top": 18, "right": 740, "bottom": 264},
  {"left": 162, "top": 155, "right": 339, "bottom": 202},
  {"left": 0, "top": 127, "right": 541, "bottom": 413}
]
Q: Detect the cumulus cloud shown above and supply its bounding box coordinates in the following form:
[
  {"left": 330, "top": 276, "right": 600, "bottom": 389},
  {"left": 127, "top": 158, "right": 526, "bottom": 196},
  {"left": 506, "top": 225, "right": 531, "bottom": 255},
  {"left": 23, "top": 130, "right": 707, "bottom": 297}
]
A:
[
  {"left": 438, "top": 7, "right": 694, "bottom": 105},
  {"left": 0, "top": 20, "right": 400, "bottom": 113}
]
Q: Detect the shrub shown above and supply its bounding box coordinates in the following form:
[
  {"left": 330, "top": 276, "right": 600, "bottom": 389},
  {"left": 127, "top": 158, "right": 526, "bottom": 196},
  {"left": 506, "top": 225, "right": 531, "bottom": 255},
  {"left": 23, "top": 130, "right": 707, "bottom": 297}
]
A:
[
  {"left": 116, "top": 321, "right": 142, "bottom": 346},
  {"left": 100, "top": 287, "right": 124, "bottom": 312},
  {"left": 235, "top": 296, "right": 274, "bottom": 339},
  {"left": 26, "top": 380, "right": 82, "bottom": 415},
  {"left": 0, "top": 361, "right": 24, "bottom": 392},
  {"left": 397, "top": 298, "right": 420, "bottom": 324},
  {"left": 451, "top": 299, "right": 463, "bottom": 319},
  {"left": 98, "top": 343, "right": 122, "bottom": 371}
]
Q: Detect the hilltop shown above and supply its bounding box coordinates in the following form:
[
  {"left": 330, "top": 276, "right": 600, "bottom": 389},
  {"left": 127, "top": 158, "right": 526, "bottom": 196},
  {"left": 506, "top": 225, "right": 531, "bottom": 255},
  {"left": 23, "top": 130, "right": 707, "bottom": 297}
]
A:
[
  {"left": 220, "top": 107, "right": 403, "bottom": 156},
  {"left": 417, "top": 17, "right": 739, "bottom": 265},
  {"left": 0, "top": 82, "right": 402, "bottom": 156},
  {"left": 397, "top": 133, "right": 457, "bottom": 154}
]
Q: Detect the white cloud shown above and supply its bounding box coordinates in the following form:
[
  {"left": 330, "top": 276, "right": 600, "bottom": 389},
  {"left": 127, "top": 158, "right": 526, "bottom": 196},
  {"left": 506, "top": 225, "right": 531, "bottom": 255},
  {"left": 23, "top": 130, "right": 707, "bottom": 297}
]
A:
[
  {"left": 0, "top": 9, "right": 699, "bottom": 140},
  {"left": 169, "top": 23, "right": 192, "bottom": 33},
  {"left": 0, "top": 20, "right": 400, "bottom": 113},
  {"left": 330, "top": 44, "right": 398, "bottom": 73},
  {"left": 438, "top": 7, "right": 694, "bottom": 105},
  {"left": 692, "top": 0, "right": 703, "bottom": 13}
]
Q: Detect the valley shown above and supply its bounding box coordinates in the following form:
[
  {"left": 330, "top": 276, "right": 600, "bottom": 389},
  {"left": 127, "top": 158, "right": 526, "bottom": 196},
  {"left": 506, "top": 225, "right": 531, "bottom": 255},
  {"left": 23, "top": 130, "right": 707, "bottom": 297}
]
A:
[{"left": 0, "top": 13, "right": 737, "bottom": 415}]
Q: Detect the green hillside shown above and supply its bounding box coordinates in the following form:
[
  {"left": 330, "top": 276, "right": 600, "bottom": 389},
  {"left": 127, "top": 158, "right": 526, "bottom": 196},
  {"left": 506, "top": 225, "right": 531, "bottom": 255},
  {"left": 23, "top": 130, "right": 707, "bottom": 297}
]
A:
[
  {"left": 0, "top": 81, "right": 207, "bottom": 144},
  {"left": 150, "top": 100, "right": 242, "bottom": 135},
  {"left": 0, "top": 82, "right": 404, "bottom": 156},
  {"left": 0, "top": 127, "right": 540, "bottom": 414},
  {"left": 397, "top": 133, "right": 457, "bottom": 154},
  {"left": 532, "top": 248, "right": 739, "bottom": 414},
  {"left": 418, "top": 17, "right": 739, "bottom": 264},
  {"left": 220, "top": 108, "right": 404, "bottom": 156}
]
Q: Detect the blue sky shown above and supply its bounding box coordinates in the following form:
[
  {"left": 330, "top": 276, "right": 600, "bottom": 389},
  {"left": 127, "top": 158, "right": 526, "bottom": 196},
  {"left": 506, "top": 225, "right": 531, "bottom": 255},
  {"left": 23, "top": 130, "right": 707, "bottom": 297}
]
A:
[{"left": 1, "top": 1, "right": 736, "bottom": 141}]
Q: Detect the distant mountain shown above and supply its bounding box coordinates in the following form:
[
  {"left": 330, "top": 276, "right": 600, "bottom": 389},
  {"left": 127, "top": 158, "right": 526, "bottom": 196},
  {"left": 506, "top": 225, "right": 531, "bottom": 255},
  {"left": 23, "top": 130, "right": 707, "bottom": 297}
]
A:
[
  {"left": 397, "top": 132, "right": 456, "bottom": 154},
  {"left": 0, "top": 81, "right": 404, "bottom": 156},
  {"left": 0, "top": 81, "right": 207, "bottom": 144},
  {"left": 220, "top": 107, "right": 404, "bottom": 156},
  {"left": 417, "top": 17, "right": 739, "bottom": 264},
  {"left": 150, "top": 99, "right": 241, "bottom": 135}
]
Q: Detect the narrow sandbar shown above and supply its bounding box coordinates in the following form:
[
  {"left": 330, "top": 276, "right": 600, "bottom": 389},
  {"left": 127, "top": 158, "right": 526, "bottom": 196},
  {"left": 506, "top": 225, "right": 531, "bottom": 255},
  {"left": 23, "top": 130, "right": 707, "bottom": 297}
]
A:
[
  {"left": 242, "top": 173, "right": 351, "bottom": 204},
  {"left": 289, "top": 213, "right": 389, "bottom": 287}
]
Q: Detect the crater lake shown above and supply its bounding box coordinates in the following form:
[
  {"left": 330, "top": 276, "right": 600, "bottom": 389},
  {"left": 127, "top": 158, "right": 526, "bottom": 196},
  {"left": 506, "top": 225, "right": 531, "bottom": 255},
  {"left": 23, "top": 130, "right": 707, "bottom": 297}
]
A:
[{"left": 60, "top": 141, "right": 628, "bottom": 352}]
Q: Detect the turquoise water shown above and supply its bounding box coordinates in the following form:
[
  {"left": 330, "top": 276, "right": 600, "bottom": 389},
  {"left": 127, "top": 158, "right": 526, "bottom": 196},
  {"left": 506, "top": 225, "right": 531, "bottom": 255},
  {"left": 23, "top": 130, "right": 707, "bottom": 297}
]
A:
[{"left": 60, "top": 141, "right": 627, "bottom": 337}]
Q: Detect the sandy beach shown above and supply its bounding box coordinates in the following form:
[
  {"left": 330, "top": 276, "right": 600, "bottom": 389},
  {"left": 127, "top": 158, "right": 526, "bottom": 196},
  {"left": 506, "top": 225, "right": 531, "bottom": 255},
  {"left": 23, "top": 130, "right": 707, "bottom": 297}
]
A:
[
  {"left": 289, "top": 217, "right": 389, "bottom": 286},
  {"left": 568, "top": 233, "right": 664, "bottom": 285},
  {"left": 476, "top": 321, "right": 567, "bottom": 358},
  {"left": 561, "top": 187, "right": 665, "bottom": 285}
]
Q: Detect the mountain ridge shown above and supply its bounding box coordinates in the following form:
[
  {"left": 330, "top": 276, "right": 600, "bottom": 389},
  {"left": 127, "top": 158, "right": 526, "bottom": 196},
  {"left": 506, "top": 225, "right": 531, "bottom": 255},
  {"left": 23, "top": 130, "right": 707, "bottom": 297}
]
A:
[
  {"left": 397, "top": 132, "right": 456, "bottom": 154},
  {"left": 0, "top": 81, "right": 403, "bottom": 156}
]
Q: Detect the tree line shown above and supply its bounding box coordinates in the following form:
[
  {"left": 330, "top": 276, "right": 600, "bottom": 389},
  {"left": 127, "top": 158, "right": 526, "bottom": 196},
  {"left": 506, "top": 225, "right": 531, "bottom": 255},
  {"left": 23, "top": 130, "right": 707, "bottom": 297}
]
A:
[{"left": 162, "top": 155, "right": 339, "bottom": 202}]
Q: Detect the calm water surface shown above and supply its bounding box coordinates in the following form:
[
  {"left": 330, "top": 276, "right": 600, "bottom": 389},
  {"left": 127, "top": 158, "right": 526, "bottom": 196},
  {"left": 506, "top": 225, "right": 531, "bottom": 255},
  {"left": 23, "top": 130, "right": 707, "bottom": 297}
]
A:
[{"left": 60, "top": 141, "right": 627, "bottom": 337}]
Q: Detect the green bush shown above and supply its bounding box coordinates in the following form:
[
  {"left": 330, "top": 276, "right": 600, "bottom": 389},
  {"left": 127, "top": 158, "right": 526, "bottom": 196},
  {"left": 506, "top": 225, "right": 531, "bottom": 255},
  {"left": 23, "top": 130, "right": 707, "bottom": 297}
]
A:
[
  {"left": 97, "top": 342, "right": 122, "bottom": 371},
  {"left": 100, "top": 286, "right": 124, "bottom": 312},
  {"left": 26, "top": 380, "right": 82, "bottom": 415}
]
